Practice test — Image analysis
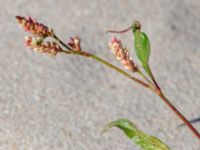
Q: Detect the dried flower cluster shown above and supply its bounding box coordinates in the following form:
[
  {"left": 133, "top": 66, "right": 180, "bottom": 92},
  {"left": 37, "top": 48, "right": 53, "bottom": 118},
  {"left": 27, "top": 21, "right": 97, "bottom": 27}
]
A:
[
  {"left": 16, "top": 16, "right": 62, "bottom": 55},
  {"left": 24, "top": 36, "right": 62, "bottom": 55},
  {"left": 16, "top": 16, "right": 54, "bottom": 37},
  {"left": 16, "top": 16, "right": 84, "bottom": 55},
  {"left": 68, "top": 36, "right": 81, "bottom": 51},
  {"left": 109, "top": 37, "right": 137, "bottom": 72}
]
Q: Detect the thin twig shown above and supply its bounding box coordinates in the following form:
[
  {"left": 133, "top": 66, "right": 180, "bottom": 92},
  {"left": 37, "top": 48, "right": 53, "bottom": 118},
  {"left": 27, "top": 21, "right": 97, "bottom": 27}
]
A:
[
  {"left": 137, "top": 70, "right": 154, "bottom": 86},
  {"left": 106, "top": 26, "right": 132, "bottom": 34},
  {"left": 146, "top": 64, "right": 200, "bottom": 140},
  {"left": 53, "top": 34, "right": 72, "bottom": 50},
  {"left": 60, "top": 50, "right": 154, "bottom": 91},
  {"left": 158, "top": 91, "right": 200, "bottom": 140},
  {"left": 145, "top": 64, "right": 161, "bottom": 90}
]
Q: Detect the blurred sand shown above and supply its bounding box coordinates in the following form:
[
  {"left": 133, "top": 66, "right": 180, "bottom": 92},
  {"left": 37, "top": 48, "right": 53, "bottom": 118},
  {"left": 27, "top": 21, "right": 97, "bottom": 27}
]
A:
[{"left": 0, "top": 0, "right": 200, "bottom": 149}]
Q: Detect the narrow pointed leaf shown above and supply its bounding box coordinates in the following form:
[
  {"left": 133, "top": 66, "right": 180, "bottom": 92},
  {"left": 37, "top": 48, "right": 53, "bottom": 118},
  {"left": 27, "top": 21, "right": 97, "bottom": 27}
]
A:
[{"left": 103, "top": 119, "right": 171, "bottom": 150}]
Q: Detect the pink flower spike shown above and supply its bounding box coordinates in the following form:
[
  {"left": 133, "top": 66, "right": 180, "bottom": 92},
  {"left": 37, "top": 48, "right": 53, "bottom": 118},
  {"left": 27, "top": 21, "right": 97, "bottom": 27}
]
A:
[
  {"left": 16, "top": 16, "right": 54, "bottom": 38},
  {"left": 108, "top": 38, "right": 137, "bottom": 72},
  {"left": 24, "top": 36, "right": 62, "bottom": 56}
]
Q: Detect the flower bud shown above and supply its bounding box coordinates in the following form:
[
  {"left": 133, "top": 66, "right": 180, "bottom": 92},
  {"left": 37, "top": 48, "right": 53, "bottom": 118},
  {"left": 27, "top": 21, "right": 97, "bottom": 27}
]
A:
[{"left": 68, "top": 36, "right": 81, "bottom": 51}]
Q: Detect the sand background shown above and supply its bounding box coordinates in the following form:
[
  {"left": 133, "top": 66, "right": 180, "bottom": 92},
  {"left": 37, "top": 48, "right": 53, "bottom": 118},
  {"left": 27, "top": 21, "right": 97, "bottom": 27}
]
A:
[{"left": 0, "top": 0, "right": 200, "bottom": 149}]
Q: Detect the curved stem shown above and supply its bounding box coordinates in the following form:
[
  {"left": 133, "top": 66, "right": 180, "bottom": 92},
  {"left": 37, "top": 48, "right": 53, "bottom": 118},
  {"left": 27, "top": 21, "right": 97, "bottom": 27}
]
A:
[
  {"left": 60, "top": 50, "right": 154, "bottom": 91},
  {"left": 106, "top": 26, "right": 132, "bottom": 34}
]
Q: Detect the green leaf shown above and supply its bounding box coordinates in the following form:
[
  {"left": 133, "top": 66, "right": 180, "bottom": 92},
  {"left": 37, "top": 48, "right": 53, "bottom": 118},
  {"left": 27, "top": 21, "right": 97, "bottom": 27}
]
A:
[
  {"left": 134, "top": 31, "right": 150, "bottom": 66},
  {"left": 103, "top": 119, "right": 171, "bottom": 150}
]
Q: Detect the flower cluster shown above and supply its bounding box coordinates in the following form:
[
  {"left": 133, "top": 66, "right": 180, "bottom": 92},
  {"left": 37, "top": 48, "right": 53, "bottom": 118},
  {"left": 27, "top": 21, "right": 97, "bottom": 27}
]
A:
[
  {"left": 68, "top": 36, "right": 81, "bottom": 51},
  {"left": 25, "top": 36, "right": 62, "bottom": 56},
  {"left": 16, "top": 16, "right": 54, "bottom": 38},
  {"left": 109, "top": 37, "right": 137, "bottom": 72},
  {"left": 16, "top": 16, "right": 63, "bottom": 56}
]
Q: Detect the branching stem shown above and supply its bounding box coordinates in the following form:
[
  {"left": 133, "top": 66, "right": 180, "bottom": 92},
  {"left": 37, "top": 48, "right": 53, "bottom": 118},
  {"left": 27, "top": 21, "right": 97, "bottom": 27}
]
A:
[
  {"left": 60, "top": 50, "right": 154, "bottom": 91},
  {"left": 57, "top": 39, "right": 200, "bottom": 141},
  {"left": 53, "top": 34, "right": 72, "bottom": 50}
]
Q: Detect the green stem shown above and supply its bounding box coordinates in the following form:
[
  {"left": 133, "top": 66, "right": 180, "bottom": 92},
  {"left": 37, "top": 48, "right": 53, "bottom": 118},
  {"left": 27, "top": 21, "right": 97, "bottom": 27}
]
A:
[
  {"left": 53, "top": 34, "right": 72, "bottom": 50},
  {"left": 144, "top": 64, "right": 160, "bottom": 90},
  {"left": 137, "top": 70, "right": 154, "bottom": 86},
  {"left": 60, "top": 50, "right": 154, "bottom": 91}
]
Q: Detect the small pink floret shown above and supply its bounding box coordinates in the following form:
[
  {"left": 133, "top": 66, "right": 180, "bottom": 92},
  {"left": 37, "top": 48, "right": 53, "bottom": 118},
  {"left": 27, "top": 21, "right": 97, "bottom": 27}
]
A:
[
  {"left": 110, "top": 37, "right": 120, "bottom": 43},
  {"left": 24, "top": 36, "right": 32, "bottom": 46},
  {"left": 26, "top": 16, "right": 32, "bottom": 21}
]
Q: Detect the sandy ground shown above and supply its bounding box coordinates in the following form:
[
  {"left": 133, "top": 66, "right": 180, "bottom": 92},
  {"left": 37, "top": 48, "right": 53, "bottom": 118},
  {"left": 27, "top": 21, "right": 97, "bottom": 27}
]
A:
[{"left": 0, "top": 0, "right": 200, "bottom": 149}]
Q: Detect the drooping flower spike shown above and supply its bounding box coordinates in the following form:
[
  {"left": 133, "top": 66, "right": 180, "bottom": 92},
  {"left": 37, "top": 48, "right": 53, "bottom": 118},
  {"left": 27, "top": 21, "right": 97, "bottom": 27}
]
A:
[
  {"left": 24, "top": 36, "right": 62, "bottom": 56},
  {"left": 16, "top": 16, "right": 54, "bottom": 38},
  {"left": 109, "top": 37, "right": 137, "bottom": 72}
]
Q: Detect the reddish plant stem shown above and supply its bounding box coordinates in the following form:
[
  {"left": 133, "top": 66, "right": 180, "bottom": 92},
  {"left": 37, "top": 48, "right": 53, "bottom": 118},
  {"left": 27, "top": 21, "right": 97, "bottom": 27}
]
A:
[
  {"left": 158, "top": 91, "right": 200, "bottom": 140},
  {"left": 147, "top": 65, "right": 200, "bottom": 140},
  {"left": 106, "top": 26, "right": 132, "bottom": 34},
  {"left": 148, "top": 66, "right": 200, "bottom": 140}
]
